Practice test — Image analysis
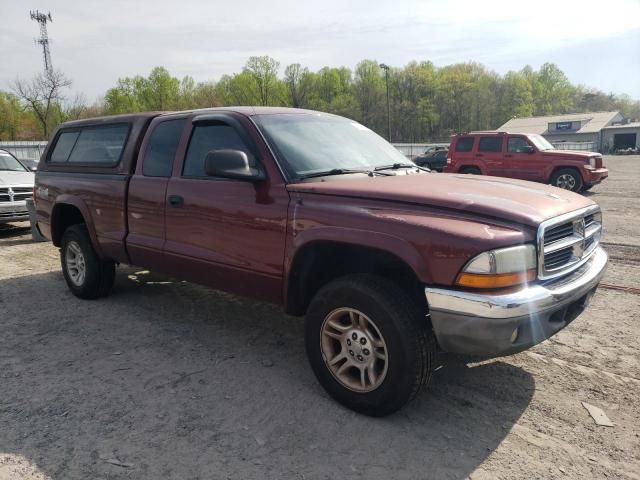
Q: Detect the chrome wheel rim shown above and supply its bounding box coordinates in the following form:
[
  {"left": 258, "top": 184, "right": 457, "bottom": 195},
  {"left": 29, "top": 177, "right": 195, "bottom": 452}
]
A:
[
  {"left": 556, "top": 174, "right": 576, "bottom": 190},
  {"left": 320, "top": 308, "right": 388, "bottom": 392},
  {"left": 65, "top": 241, "right": 86, "bottom": 286}
]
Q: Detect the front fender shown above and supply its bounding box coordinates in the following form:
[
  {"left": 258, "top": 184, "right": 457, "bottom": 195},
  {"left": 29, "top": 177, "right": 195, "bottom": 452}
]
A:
[{"left": 288, "top": 226, "right": 431, "bottom": 282}]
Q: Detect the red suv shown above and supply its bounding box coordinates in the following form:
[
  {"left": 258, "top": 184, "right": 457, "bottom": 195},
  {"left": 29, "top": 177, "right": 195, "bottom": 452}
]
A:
[{"left": 443, "top": 132, "right": 608, "bottom": 192}]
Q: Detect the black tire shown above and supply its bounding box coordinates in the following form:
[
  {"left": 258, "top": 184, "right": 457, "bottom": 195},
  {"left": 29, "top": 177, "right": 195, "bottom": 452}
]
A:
[
  {"left": 60, "top": 224, "right": 115, "bottom": 299},
  {"left": 304, "top": 274, "right": 436, "bottom": 417},
  {"left": 550, "top": 168, "right": 583, "bottom": 192},
  {"left": 582, "top": 184, "right": 594, "bottom": 192},
  {"left": 460, "top": 166, "right": 481, "bottom": 175}
]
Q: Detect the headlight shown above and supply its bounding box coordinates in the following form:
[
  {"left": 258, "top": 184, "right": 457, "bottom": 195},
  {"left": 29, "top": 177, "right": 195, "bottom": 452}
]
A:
[
  {"left": 588, "top": 157, "right": 597, "bottom": 168},
  {"left": 456, "top": 244, "right": 537, "bottom": 289}
]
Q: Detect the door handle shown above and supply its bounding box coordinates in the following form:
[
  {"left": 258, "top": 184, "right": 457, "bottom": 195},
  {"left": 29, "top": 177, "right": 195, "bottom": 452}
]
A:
[
  {"left": 505, "top": 154, "right": 513, "bottom": 158},
  {"left": 168, "top": 195, "right": 184, "bottom": 208},
  {"left": 476, "top": 153, "right": 484, "bottom": 157}
]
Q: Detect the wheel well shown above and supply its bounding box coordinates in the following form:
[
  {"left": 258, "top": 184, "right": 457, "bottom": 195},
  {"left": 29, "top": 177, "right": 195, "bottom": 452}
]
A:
[
  {"left": 459, "top": 165, "right": 481, "bottom": 173},
  {"left": 549, "top": 166, "right": 583, "bottom": 183},
  {"left": 285, "top": 242, "right": 425, "bottom": 316},
  {"left": 51, "top": 204, "right": 85, "bottom": 247}
]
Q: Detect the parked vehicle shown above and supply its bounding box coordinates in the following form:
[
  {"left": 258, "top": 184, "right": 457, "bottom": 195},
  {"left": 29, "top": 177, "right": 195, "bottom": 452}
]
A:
[
  {"left": 0, "top": 149, "right": 34, "bottom": 225},
  {"left": 443, "top": 131, "right": 609, "bottom": 192},
  {"left": 34, "top": 108, "right": 608, "bottom": 416},
  {"left": 414, "top": 150, "right": 448, "bottom": 171},
  {"left": 20, "top": 158, "right": 39, "bottom": 171}
]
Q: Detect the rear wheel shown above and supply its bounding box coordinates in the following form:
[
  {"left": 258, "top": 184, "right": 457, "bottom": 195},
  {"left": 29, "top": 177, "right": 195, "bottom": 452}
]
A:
[
  {"left": 551, "top": 168, "right": 583, "bottom": 192},
  {"left": 460, "top": 166, "right": 481, "bottom": 175},
  {"left": 304, "top": 274, "right": 436, "bottom": 416},
  {"left": 61, "top": 224, "right": 115, "bottom": 299}
]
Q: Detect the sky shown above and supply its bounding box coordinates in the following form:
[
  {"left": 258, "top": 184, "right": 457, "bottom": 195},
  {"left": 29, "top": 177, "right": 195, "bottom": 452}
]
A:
[{"left": 2, "top": 0, "right": 639, "bottom": 102}]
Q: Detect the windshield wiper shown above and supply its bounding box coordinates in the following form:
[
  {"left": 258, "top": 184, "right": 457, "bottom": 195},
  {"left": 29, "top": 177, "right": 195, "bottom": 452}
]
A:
[
  {"left": 374, "top": 163, "right": 431, "bottom": 173},
  {"left": 298, "top": 168, "right": 391, "bottom": 180}
]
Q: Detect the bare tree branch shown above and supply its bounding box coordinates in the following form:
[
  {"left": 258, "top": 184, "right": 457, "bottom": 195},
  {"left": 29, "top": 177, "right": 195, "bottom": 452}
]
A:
[{"left": 11, "top": 69, "right": 71, "bottom": 138}]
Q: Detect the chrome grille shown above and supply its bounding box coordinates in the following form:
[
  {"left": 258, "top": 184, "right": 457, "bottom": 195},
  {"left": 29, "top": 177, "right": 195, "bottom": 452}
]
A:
[
  {"left": 537, "top": 205, "right": 602, "bottom": 280},
  {"left": 0, "top": 186, "right": 32, "bottom": 203}
]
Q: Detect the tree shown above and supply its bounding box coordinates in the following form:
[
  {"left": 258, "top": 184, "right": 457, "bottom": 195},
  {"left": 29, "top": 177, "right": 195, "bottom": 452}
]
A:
[
  {"left": 284, "top": 63, "right": 312, "bottom": 108},
  {"left": 11, "top": 69, "right": 72, "bottom": 138},
  {"left": 141, "top": 67, "right": 180, "bottom": 110},
  {"left": 531, "top": 63, "right": 574, "bottom": 115},
  {"left": 353, "top": 60, "right": 385, "bottom": 129},
  {"left": 0, "top": 92, "right": 23, "bottom": 140},
  {"left": 500, "top": 71, "right": 534, "bottom": 122},
  {"left": 244, "top": 56, "right": 282, "bottom": 106}
]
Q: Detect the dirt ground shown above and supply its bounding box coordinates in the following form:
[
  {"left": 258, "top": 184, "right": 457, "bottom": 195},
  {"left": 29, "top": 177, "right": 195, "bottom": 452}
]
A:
[{"left": 1, "top": 156, "right": 639, "bottom": 480}]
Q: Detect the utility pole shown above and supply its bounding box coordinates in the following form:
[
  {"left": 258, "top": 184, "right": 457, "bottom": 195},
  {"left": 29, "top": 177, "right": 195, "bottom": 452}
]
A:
[
  {"left": 379, "top": 63, "right": 391, "bottom": 142},
  {"left": 30, "top": 10, "right": 53, "bottom": 74}
]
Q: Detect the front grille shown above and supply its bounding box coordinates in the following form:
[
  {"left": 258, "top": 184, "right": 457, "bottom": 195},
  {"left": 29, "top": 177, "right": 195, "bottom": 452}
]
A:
[
  {"left": 0, "top": 211, "right": 28, "bottom": 218},
  {"left": 538, "top": 206, "right": 602, "bottom": 280},
  {"left": 544, "top": 222, "right": 574, "bottom": 244},
  {"left": 0, "top": 187, "right": 32, "bottom": 203},
  {"left": 544, "top": 248, "right": 574, "bottom": 270}
]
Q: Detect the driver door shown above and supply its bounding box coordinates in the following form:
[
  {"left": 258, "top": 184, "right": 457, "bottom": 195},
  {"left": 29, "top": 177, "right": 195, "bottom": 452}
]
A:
[
  {"left": 506, "top": 136, "right": 543, "bottom": 181},
  {"left": 162, "top": 114, "right": 290, "bottom": 303}
]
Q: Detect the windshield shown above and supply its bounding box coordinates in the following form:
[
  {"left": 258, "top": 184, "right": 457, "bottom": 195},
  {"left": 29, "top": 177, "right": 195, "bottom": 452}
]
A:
[
  {"left": 0, "top": 151, "right": 29, "bottom": 172},
  {"left": 528, "top": 134, "right": 555, "bottom": 151},
  {"left": 253, "top": 113, "right": 412, "bottom": 178}
]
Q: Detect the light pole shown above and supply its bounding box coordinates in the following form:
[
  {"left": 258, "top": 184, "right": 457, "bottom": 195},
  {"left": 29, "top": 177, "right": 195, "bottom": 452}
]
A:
[{"left": 379, "top": 63, "right": 391, "bottom": 142}]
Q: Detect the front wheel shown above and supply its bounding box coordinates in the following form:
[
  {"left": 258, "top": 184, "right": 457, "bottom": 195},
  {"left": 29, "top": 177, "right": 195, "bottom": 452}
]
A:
[
  {"left": 550, "top": 168, "right": 583, "bottom": 192},
  {"left": 304, "top": 274, "right": 436, "bottom": 416},
  {"left": 61, "top": 224, "right": 115, "bottom": 299},
  {"left": 460, "top": 166, "right": 481, "bottom": 175}
]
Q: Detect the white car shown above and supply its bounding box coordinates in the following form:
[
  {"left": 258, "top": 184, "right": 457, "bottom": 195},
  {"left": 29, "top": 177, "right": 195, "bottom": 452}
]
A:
[{"left": 0, "top": 149, "right": 35, "bottom": 225}]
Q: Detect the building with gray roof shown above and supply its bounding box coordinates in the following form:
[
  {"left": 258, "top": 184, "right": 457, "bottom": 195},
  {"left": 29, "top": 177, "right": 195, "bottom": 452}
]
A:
[{"left": 499, "top": 111, "right": 639, "bottom": 152}]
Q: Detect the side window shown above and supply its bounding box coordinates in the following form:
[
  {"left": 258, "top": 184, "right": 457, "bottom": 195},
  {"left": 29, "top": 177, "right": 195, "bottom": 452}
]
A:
[
  {"left": 143, "top": 119, "right": 185, "bottom": 177},
  {"left": 50, "top": 131, "right": 80, "bottom": 162},
  {"left": 183, "top": 124, "right": 251, "bottom": 177},
  {"left": 478, "top": 136, "right": 503, "bottom": 152},
  {"left": 508, "top": 137, "right": 531, "bottom": 153},
  {"left": 455, "top": 137, "right": 474, "bottom": 152},
  {"left": 67, "top": 124, "right": 129, "bottom": 164}
]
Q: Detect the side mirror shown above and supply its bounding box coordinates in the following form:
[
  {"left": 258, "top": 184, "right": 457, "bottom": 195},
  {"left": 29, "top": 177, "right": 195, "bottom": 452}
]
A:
[
  {"left": 204, "top": 149, "right": 265, "bottom": 182},
  {"left": 525, "top": 145, "right": 535, "bottom": 154}
]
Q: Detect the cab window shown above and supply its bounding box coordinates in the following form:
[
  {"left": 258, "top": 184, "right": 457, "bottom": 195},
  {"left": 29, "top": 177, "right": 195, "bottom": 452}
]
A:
[
  {"left": 455, "top": 137, "right": 474, "bottom": 152},
  {"left": 143, "top": 119, "right": 185, "bottom": 177},
  {"left": 478, "top": 137, "right": 503, "bottom": 152},
  {"left": 183, "top": 124, "right": 252, "bottom": 177},
  {"left": 508, "top": 137, "right": 532, "bottom": 153}
]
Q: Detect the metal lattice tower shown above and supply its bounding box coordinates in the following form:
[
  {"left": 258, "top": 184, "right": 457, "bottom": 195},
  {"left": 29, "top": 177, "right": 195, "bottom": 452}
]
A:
[{"left": 30, "top": 10, "right": 53, "bottom": 74}]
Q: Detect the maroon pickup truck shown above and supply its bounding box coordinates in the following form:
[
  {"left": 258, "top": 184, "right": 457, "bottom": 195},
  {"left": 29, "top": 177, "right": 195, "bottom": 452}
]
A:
[{"left": 35, "top": 108, "right": 608, "bottom": 416}]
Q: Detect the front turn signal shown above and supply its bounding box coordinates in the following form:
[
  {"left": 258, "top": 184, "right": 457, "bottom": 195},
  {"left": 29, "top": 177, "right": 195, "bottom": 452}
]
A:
[{"left": 456, "top": 269, "right": 536, "bottom": 289}]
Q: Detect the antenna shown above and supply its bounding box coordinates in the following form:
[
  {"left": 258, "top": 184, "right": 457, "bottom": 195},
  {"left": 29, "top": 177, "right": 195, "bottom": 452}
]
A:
[{"left": 30, "top": 10, "right": 53, "bottom": 74}]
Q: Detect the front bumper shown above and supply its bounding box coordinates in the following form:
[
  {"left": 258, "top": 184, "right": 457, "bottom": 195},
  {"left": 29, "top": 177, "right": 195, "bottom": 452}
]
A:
[
  {"left": 0, "top": 201, "right": 29, "bottom": 224},
  {"left": 425, "top": 246, "right": 608, "bottom": 357},
  {"left": 584, "top": 167, "right": 608, "bottom": 186}
]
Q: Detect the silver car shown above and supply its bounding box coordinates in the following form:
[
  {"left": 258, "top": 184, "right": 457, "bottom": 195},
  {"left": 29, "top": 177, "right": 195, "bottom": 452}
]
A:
[{"left": 0, "top": 149, "right": 35, "bottom": 225}]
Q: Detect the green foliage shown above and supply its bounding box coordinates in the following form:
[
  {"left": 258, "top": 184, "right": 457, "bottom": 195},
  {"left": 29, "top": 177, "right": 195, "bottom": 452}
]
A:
[{"left": 8, "top": 57, "right": 640, "bottom": 141}]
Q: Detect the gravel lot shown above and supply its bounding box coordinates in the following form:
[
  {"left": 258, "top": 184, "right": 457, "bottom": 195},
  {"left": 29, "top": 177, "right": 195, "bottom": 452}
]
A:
[{"left": 1, "top": 156, "right": 639, "bottom": 480}]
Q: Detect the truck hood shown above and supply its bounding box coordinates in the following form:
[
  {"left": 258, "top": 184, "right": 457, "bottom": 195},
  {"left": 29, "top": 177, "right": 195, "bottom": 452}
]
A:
[
  {"left": 0, "top": 170, "right": 35, "bottom": 186},
  {"left": 287, "top": 173, "right": 595, "bottom": 227},
  {"left": 542, "top": 150, "right": 599, "bottom": 160}
]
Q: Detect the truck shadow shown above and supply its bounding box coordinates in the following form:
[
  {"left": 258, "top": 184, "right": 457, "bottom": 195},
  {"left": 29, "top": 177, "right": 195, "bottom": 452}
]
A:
[
  {"left": 0, "top": 223, "right": 31, "bottom": 241},
  {"left": 0, "top": 267, "right": 535, "bottom": 480}
]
